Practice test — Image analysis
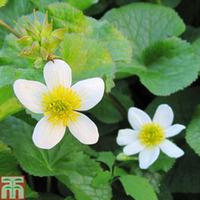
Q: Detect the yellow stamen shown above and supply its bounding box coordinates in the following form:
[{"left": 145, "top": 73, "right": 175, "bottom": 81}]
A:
[
  {"left": 42, "top": 86, "right": 81, "bottom": 126},
  {"left": 139, "top": 123, "right": 165, "bottom": 147}
]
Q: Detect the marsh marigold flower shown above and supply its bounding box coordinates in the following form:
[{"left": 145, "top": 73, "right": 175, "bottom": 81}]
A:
[
  {"left": 116, "top": 105, "right": 185, "bottom": 169},
  {"left": 14, "top": 59, "right": 104, "bottom": 149}
]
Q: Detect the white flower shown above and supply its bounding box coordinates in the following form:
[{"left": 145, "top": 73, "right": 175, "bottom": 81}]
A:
[
  {"left": 116, "top": 104, "right": 185, "bottom": 169},
  {"left": 13, "top": 59, "right": 104, "bottom": 149}
]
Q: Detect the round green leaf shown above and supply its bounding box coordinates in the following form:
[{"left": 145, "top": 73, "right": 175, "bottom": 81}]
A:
[{"left": 103, "top": 3, "right": 185, "bottom": 56}]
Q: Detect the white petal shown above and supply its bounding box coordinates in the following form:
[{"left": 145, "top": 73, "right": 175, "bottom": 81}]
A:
[
  {"left": 160, "top": 139, "right": 184, "bottom": 158},
  {"left": 128, "top": 107, "right": 151, "bottom": 130},
  {"left": 117, "top": 129, "right": 138, "bottom": 146},
  {"left": 32, "top": 117, "right": 66, "bottom": 149},
  {"left": 44, "top": 59, "right": 72, "bottom": 90},
  {"left": 13, "top": 79, "right": 47, "bottom": 113},
  {"left": 123, "top": 140, "right": 144, "bottom": 156},
  {"left": 165, "top": 124, "right": 185, "bottom": 138},
  {"left": 153, "top": 104, "right": 174, "bottom": 128},
  {"left": 68, "top": 113, "right": 99, "bottom": 144},
  {"left": 139, "top": 147, "right": 160, "bottom": 169},
  {"left": 71, "top": 78, "right": 104, "bottom": 111}
]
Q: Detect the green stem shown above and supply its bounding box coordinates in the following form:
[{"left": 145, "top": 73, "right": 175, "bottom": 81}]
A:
[
  {"left": 0, "top": 19, "right": 21, "bottom": 38},
  {"left": 46, "top": 177, "right": 51, "bottom": 192},
  {"left": 106, "top": 93, "right": 127, "bottom": 119}
]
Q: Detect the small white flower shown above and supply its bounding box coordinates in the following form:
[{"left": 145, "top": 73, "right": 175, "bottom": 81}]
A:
[
  {"left": 116, "top": 104, "right": 185, "bottom": 169},
  {"left": 13, "top": 59, "right": 104, "bottom": 149}
]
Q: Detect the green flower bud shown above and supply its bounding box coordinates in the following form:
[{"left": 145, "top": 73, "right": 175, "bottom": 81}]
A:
[
  {"left": 17, "top": 11, "right": 66, "bottom": 64},
  {"left": 116, "top": 153, "right": 138, "bottom": 161}
]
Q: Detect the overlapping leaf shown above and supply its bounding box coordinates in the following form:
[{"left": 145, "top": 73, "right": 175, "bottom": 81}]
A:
[
  {"left": 103, "top": 3, "right": 185, "bottom": 56},
  {"left": 102, "top": 3, "right": 200, "bottom": 95},
  {"left": 0, "top": 117, "right": 112, "bottom": 200}
]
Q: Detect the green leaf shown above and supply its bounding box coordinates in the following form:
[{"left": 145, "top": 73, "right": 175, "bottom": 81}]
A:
[
  {"left": 103, "top": 3, "right": 185, "bottom": 57},
  {"left": 48, "top": 3, "right": 89, "bottom": 33},
  {"left": 0, "top": 0, "right": 7, "bottom": 7},
  {"left": 97, "top": 151, "right": 115, "bottom": 171},
  {"left": 32, "top": 0, "right": 98, "bottom": 11},
  {"left": 120, "top": 175, "right": 158, "bottom": 200},
  {"left": 186, "top": 105, "right": 200, "bottom": 156},
  {"left": 0, "top": 117, "right": 112, "bottom": 199},
  {"left": 92, "top": 171, "right": 111, "bottom": 186},
  {"left": 58, "top": 152, "right": 112, "bottom": 200},
  {"left": 89, "top": 19, "right": 132, "bottom": 64},
  {"left": 48, "top": 2, "right": 132, "bottom": 61},
  {"left": 102, "top": 3, "right": 193, "bottom": 95},
  {"left": 113, "top": 166, "right": 127, "bottom": 177},
  {"left": 117, "top": 38, "right": 200, "bottom": 95},
  {"left": 0, "top": 86, "right": 22, "bottom": 121},
  {"left": 0, "top": 34, "right": 32, "bottom": 66},
  {"left": 64, "top": 0, "right": 98, "bottom": 10},
  {"left": 0, "top": 116, "right": 112, "bottom": 200},
  {"left": 140, "top": 38, "right": 200, "bottom": 95},
  {"left": 0, "top": 36, "right": 43, "bottom": 86},
  {"left": 0, "top": 0, "right": 33, "bottom": 24},
  {"left": 0, "top": 141, "right": 19, "bottom": 176},
  {"left": 0, "top": 66, "right": 43, "bottom": 88}
]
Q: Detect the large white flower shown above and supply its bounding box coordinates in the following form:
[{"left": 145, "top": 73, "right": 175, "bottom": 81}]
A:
[
  {"left": 13, "top": 59, "right": 104, "bottom": 149},
  {"left": 116, "top": 104, "right": 185, "bottom": 169}
]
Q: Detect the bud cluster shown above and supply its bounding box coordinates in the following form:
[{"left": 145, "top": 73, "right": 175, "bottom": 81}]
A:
[{"left": 17, "top": 12, "right": 66, "bottom": 68}]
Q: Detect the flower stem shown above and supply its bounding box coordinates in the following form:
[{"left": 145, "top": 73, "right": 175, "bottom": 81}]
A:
[
  {"left": 106, "top": 93, "right": 127, "bottom": 119},
  {"left": 0, "top": 19, "right": 21, "bottom": 38},
  {"left": 46, "top": 177, "right": 51, "bottom": 192}
]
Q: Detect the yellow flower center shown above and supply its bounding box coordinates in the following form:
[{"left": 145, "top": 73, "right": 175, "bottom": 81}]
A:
[
  {"left": 42, "top": 86, "right": 81, "bottom": 126},
  {"left": 139, "top": 123, "right": 165, "bottom": 147}
]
